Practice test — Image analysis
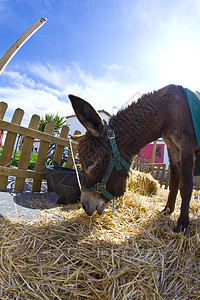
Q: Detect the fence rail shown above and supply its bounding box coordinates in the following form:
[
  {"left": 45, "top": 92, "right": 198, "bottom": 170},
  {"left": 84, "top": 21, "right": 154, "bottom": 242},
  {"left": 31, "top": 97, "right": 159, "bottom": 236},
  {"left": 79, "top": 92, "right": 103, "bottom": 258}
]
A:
[
  {"left": 0, "top": 101, "right": 79, "bottom": 193},
  {"left": 132, "top": 159, "right": 200, "bottom": 190}
]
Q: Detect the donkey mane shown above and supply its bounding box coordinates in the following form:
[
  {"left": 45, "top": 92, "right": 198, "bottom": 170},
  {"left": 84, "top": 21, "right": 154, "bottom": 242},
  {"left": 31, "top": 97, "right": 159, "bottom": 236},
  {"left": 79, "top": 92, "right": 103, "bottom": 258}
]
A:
[{"left": 109, "top": 88, "right": 165, "bottom": 159}]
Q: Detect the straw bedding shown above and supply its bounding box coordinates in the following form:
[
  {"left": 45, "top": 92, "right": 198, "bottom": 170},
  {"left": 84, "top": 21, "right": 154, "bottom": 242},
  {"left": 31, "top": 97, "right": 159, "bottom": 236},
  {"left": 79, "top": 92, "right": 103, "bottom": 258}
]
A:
[{"left": 0, "top": 171, "right": 200, "bottom": 299}]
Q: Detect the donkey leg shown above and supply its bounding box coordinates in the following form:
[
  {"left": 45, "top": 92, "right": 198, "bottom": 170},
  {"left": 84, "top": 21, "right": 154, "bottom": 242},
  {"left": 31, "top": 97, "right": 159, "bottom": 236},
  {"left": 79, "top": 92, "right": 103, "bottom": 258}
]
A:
[
  {"left": 163, "top": 163, "right": 180, "bottom": 214},
  {"left": 162, "top": 146, "right": 180, "bottom": 214},
  {"left": 173, "top": 151, "right": 194, "bottom": 232}
]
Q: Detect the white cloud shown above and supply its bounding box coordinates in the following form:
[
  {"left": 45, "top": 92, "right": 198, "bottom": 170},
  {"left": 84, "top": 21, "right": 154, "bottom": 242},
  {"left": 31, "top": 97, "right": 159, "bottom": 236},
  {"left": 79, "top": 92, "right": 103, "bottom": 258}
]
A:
[
  {"left": 0, "top": 85, "right": 73, "bottom": 127},
  {"left": 28, "top": 62, "right": 142, "bottom": 108},
  {"left": 4, "top": 71, "right": 36, "bottom": 88},
  {"left": 0, "top": 62, "right": 143, "bottom": 127},
  {"left": 28, "top": 63, "right": 73, "bottom": 90}
]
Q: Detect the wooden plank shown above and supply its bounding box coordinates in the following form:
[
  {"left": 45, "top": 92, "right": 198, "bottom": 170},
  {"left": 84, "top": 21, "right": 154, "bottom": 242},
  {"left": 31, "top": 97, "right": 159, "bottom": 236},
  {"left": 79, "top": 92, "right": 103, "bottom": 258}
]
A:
[
  {"left": 164, "top": 167, "right": 170, "bottom": 189},
  {"left": 155, "top": 164, "right": 161, "bottom": 181},
  {"left": 0, "top": 120, "right": 70, "bottom": 147},
  {"left": 0, "top": 166, "right": 45, "bottom": 180},
  {"left": 136, "top": 158, "right": 140, "bottom": 170},
  {"left": 0, "top": 108, "right": 24, "bottom": 190},
  {"left": 53, "top": 125, "right": 69, "bottom": 166},
  {"left": 32, "top": 120, "right": 55, "bottom": 192},
  {"left": 151, "top": 140, "right": 157, "bottom": 163},
  {"left": 65, "top": 130, "right": 80, "bottom": 168},
  {"left": 0, "top": 102, "right": 8, "bottom": 119},
  {"left": 150, "top": 165, "right": 154, "bottom": 176},
  {"left": 15, "top": 114, "right": 40, "bottom": 192},
  {"left": 159, "top": 164, "right": 166, "bottom": 186},
  {"left": 0, "top": 18, "right": 47, "bottom": 75}
]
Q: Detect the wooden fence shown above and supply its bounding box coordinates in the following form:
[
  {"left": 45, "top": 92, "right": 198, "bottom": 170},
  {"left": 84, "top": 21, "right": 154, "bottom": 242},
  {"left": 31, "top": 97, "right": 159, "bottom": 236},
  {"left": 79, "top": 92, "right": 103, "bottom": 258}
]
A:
[
  {"left": 0, "top": 101, "right": 79, "bottom": 193},
  {"left": 132, "top": 157, "right": 200, "bottom": 190}
]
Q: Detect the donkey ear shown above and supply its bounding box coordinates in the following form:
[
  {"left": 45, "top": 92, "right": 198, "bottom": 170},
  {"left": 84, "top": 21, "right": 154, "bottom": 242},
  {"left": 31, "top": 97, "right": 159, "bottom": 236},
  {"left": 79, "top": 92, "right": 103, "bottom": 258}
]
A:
[{"left": 68, "top": 94, "right": 105, "bottom": 137}]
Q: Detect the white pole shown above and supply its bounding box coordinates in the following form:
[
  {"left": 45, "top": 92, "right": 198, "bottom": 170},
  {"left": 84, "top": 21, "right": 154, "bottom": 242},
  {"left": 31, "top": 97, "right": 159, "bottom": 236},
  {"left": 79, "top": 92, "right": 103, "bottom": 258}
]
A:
[{"left": 0, "top": 17, "right": 47, "bottom": 75}]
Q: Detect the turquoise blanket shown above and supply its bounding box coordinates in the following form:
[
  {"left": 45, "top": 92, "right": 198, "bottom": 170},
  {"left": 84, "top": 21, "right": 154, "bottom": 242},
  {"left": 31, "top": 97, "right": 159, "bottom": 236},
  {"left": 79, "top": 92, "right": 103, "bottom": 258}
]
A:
[{"left": 185, "top": 88, "right": 200, "bottom": 175}]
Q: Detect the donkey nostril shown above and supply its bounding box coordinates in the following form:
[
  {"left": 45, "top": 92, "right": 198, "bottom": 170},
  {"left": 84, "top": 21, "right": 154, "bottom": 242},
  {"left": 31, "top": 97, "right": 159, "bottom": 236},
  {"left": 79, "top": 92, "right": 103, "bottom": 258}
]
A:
[{"left": 82, "top": 204, "right": 87, "bottom": 211}]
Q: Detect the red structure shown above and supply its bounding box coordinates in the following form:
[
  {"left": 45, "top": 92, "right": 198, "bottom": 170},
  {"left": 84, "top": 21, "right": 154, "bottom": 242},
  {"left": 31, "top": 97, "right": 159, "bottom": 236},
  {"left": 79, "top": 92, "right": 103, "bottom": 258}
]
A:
[{"left": 139, "top": 143, "right": 165, "bottom": 164}]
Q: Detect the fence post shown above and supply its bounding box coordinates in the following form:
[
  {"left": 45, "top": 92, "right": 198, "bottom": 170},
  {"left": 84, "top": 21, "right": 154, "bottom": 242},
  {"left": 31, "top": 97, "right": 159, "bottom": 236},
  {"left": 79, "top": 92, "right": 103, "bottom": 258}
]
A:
[
  {"left": 65, "top": 130, "right": 81, "bottom": 168},
  {"left": 165, "top": 167, "right": 170, "bottom": 189},
  {"left": 0, "top": 102, "right": 8, "bottom": 119},
  {"left": 0, "top": 108, "right": 24, "bottom": 190},
  {"left": 32, "top": 120, "right": 55, "bottom": 192},
  {"left": 155, "top": 164, "right": 161, "bottom": 180},
  {"left": 151, "top": 140, "right": 157, "bottom": 163},
  {"left": 159, "top": 164, "right": 166, "bottom": 187},
  {"left": 15, "top": 114, "right": 40, "bottom": 192},
  {"left": 53, "top": 125, "right": 69, "bottom": 166}
]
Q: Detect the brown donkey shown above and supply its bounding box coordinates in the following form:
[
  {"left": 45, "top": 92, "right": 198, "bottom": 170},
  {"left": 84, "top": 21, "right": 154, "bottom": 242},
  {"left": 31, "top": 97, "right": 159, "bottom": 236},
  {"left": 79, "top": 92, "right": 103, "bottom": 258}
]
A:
[{"left": 69, "top": 84, "right": 198, "bottom": 232}]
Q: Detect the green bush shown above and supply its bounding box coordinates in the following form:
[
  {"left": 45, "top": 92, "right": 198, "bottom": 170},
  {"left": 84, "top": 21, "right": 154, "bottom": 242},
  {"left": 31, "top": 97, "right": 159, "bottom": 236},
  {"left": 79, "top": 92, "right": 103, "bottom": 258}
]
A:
[
  {"left": 0, "top": 148, "right": 38, "bottom": 170},
  {"left": 28, "top": 152, "right": 38, "bottom": 170}
]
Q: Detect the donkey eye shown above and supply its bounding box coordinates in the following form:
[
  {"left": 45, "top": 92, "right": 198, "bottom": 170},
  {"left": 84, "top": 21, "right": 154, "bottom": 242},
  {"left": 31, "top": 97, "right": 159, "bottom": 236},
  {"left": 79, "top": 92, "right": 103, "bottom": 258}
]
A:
[{"left": 85, "top": 160, "right": 94, "bottom": 169}]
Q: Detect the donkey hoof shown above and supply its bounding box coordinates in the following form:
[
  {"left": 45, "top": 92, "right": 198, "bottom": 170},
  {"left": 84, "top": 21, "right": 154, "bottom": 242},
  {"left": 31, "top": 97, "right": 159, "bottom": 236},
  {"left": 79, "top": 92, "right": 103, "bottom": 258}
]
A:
[
  {"left": 173, "top": 225, "right": 187, "bottom": 234},
  {"left": 173, "top": 218, "right": 189, "bottom": 234}
]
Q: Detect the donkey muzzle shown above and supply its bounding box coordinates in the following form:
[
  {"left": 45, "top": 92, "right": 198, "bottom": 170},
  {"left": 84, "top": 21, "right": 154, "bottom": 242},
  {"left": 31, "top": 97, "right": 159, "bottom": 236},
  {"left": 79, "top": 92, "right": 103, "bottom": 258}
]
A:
[{"left": 81, "top": 191, "right": 106, "bottom": 216}]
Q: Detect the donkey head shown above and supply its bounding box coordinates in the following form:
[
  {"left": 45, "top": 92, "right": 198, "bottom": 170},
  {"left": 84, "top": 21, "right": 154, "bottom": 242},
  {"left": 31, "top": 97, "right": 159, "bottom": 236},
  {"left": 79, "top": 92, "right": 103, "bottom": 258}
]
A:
[{"left": 68, "top": 95, "right": 128, "bottom": 216}]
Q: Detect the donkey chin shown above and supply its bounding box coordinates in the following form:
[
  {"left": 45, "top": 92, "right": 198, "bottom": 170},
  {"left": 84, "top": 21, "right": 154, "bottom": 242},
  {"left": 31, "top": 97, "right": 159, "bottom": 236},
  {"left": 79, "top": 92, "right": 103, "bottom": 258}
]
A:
[{"left": 81, "top": 191, "right": 107, "bottom": 216}]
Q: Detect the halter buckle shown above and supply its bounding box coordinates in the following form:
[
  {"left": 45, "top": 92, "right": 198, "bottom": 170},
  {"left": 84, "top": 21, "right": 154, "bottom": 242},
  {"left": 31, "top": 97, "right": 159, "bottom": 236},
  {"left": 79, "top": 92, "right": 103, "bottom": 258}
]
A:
[
  {"left": 96, "top": 183, "right": 106, "bottom": 193},
  {"left": 107, "top": 129, "right": 115, "bottom": 140}
]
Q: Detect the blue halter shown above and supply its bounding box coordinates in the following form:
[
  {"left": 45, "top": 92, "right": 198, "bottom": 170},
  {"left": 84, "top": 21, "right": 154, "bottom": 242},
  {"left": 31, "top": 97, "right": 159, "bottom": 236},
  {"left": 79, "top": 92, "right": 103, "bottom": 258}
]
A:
[{"left": 81, "top": 125, "right": 130, "bottom": 200}]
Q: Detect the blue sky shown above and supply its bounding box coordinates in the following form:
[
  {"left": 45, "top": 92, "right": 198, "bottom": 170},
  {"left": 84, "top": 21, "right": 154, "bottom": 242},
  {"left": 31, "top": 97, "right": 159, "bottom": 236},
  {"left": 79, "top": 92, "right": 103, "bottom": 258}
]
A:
[{"left": 0, "top": 0, "right": 200, "bottom": 126}]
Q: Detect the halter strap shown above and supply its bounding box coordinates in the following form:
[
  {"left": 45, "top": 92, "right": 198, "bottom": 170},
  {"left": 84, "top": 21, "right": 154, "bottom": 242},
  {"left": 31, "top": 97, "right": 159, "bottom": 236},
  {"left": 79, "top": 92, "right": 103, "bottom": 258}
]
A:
[{"left": 81, "top": 125, "right": 130, "bottom": 200}]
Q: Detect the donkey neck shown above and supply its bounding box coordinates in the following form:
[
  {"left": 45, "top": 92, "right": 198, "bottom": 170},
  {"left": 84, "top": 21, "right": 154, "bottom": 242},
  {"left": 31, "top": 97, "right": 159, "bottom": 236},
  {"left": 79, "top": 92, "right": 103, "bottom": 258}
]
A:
[{"left": 109, "top": 93, "right": 165, "bottom": 161}]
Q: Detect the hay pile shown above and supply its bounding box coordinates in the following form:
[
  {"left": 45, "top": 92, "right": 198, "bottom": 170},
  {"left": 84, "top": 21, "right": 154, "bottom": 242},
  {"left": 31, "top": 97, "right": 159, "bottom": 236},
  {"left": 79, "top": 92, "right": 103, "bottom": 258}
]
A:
[
  {"left": 127, "top": 169, "right": 159, "bottom": 196},
  {"left": 0, "top": 171, "right": 200, "bottom": 299}
]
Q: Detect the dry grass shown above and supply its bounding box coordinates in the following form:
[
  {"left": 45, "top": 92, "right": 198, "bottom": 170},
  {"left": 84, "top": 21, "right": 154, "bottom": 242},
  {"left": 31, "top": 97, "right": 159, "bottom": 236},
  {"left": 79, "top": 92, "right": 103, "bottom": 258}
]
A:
[
  {"left": 0, "top": 171, "right": 200, "bottom": 299},
  {"left": 127, "top": 170, "right": 160, "bottom": 196}
]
